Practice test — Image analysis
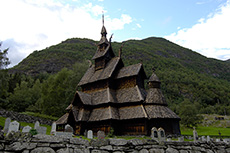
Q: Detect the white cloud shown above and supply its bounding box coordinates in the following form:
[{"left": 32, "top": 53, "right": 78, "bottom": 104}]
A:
[
  {"left": 165, "top": 0, "right": 230, "bottom": 60},
  {"left": 136, "top": 23, "right": 141, "bottom": 28},
  {"left": 0, "top": 0, "right": 132, "bottom": 67}
]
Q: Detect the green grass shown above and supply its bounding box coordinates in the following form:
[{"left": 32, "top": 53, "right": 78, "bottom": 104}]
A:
[
  {"left": 181, "top": 126, "right": 230, "bottom": 137},
  {"left": 21, "top": 112, "right": 58, "bottom": 121},
  {"left": 0, "top": 116, "right": 51, "bottom": 135}
]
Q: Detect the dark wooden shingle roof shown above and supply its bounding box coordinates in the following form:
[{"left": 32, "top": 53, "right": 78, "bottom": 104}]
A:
[
  {"left": 148, "top": 72, "right": 160, "bottom": 82},
  {"left": 145, "top": 105, "right": 180, "bottom": 119},
  {"left": 119, "top": 105, "right": 148, "bottom": 120},
  {"left": 145, "top": 88, "right": 167, "bottom": 105},
  {"left": 115, "top": 63, "right": 147, "bottom": 79},
  {"left": 56, "top": 113, "right": 69, "bottom": 125},
  {"left": 116, "top": 86, "right": 146, "bottom": 103},
  {"left": 88, "top": 106, "right": 119, "bottom": 121},
  {"left": 78, "top": 57, "right": 121, "bottom": 86},
  {"left": 90, "top": 88, "right": 116, "bottom": 105}
]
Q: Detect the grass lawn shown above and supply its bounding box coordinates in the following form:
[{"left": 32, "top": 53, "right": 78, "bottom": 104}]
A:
[
  {"left": 181, "top": 126, "right": 230, "bottom": 137},
  {"left": 0, "top": 116, "right": 51, "bottom": 135}
]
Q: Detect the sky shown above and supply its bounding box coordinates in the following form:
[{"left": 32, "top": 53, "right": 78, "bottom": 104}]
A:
[{"left": 1, "top": 0, "right": 230, "bottom": 67}]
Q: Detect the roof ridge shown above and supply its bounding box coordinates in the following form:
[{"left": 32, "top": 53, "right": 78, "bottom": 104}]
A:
[
  {"left": 136, "top": 85, "right": 144, "bottom": 101},
  {"left": 141, "top": 104, "right": 148, "bottom": 118}
]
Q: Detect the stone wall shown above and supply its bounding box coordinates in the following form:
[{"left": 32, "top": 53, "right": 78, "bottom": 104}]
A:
[
  {"left": 0, "top": 132, "right": 230, "bottom": 153},
  {"left": 0, "top": 109, "right": 53, "bottom": 125}
]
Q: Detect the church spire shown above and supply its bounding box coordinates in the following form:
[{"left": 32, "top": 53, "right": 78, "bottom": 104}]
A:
[
  {"left": 99, "top": 13, "right": 108, "bottom": 45},
  {"left": 101, "top": 13, "right": 107, "bottom": 37}
]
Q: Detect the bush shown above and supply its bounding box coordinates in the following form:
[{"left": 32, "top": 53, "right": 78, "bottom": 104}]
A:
[{"left": 29, "top": 129, "right": 38, "bottom": 135}]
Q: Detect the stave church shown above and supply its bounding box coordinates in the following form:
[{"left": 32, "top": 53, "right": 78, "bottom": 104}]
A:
[{"left": 56, "top": 17, "right": 181, "bottom": 136}]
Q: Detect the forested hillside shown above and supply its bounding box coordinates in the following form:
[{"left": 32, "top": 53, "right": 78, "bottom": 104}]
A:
[{"left": 1, "top": 37, "right": 230, "bottom": 120}]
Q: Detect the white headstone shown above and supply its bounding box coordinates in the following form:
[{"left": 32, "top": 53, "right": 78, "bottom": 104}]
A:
[
  {"left": 36, "top": 126, "right": 47, "bottom": 135},
  {"left": 151, "top": 127, "right": 158, "bottom": 139},
  {"left": 8, "top": 121, "right": 19, "bottom": 133},
  {"left": 3, "top": 118, "right": 11, "bottom": 133},
  {"left": 158, "top": 127, "right": 166, "bottom": 141},
  {"left": 201, "top": 136, "right": 206, "bottom": 141},
  {"left": 193, "top": 127, "right": 198, "bottom": 142},
  {"left": 34, "top": 121, "right": 40, "bottom": 130},
  {"left": 64, "top": 124, "right": 73, "bottom": 133},
  {"left": 216, "top": 138, "right": 220, "bottom": 142},
  {"left": 97, "top": 130, "right": 105, "bottom": 139},
  {"left": 207, "top": 136, "right": 210, "bottom": 142},
  {"left": 22, "top": 125, "right": 32, "bottom": 133},
  {"left": 223, "top": 138, "right": 230, "bottom": 144},
  {"left": 51, "top": 122, "right": 56, "bottom": 135},
  {"left": 87, "top": 130, "right": 93, "bottom": 139},
  {"left": 167, "top": 138, "right": 172, "bottom": 142}
]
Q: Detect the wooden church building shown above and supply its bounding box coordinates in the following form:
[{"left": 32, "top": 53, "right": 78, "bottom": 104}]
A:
[{"left": 56, "top": 18, "right": 181, "bottom": 136}]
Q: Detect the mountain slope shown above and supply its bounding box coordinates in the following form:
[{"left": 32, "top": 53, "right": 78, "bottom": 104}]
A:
[{"left": 11, "top": 37, "right": 230, "bottom": 81}]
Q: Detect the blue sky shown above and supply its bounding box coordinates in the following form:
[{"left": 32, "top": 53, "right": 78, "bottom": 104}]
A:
[{"left": 1, "top": 0, "right": 230, "bottom": 67}]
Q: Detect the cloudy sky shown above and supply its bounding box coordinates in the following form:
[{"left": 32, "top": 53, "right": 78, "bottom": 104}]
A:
[{"left": 1, "top": 0, "right": 230, "bottom": 67}]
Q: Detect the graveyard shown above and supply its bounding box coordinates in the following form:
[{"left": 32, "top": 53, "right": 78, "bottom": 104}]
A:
[{"left": 1, "top": 116, "right": 230, "bottom": 152}]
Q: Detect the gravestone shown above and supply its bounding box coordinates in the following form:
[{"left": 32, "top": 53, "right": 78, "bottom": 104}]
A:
[
  {"left": 207, "top": 136, "right": 210, "bottom": 142},
  {"left": 167, "top": 138, "right": 172, "bottom": 141},
  {"left": 64, "top": 124, "right": 73, "bottom": 133},
  {"left": 216, "top": 138, "right": 220, "bottom": 142},
  {"left": 3, "top": 118, "right": 11, "bottom": 133},
  {"left": 178, "top": 136, "right": 184, "bottom": 142},
  {"left": 22, "top": 125, "right": 32, "bottom": 133},
  {"left": 97, "top": 130, "right": 105, "bottom": 139},
  {"left": 87, "top": 130, "right": 93, "bottom": 139},
  {"left": 84, "top": 130, "right": 87, "bottom": 137},
  {"left": 8, "top": 121, "right": 19, "bottom": 133},
  {"left": 34, "top": 121, "right": 40, "bottom": 130},
  {"left": 201, "top": 136, "right": 206, "bottom": 142},
  {"left": 50, "top": 122, "right": 56, "bottom": 135},
  {"left": 151, "top": 127, "right": 158, "bottom": 139},
  {"left": 193, "top": 127, "right": 198, "bottom": 142},
  {"left": 158, "top": 127, "right": 166, "bottom": 141},
  {"left": 36, "top": 126, "right": 47, "bottom": 135}
]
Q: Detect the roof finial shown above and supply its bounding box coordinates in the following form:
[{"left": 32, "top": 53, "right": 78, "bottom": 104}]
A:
[{"left": 102, "top": 12, "right": 104, "bottom": 26}]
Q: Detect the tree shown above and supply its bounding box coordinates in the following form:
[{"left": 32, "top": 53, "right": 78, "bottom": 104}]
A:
[
  {"left": 0, "top": 42, "right": 10, "bottom": 108},
  {"left": 0, "top": 42, "right": 10, "bottom": 69},
  {"left": 179, "top": 99, "right": 203, "bottom": 128}
]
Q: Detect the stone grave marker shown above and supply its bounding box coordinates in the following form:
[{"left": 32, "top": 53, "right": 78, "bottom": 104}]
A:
[
  {"left": 3, "top": 118, "right": 11, "bottom": 133},
  {"left": 151, "top": 127, "right": 158, "bottom": 139},
  {"left": 50, "top": 122, "right": 56, "bottom": 135},
  {"left": 84, "top": 130, "right": 87, "bottom": 137},
  {"left": 207, "top": 136, "right": 210, "bottom": 142},
  {"left": 216, "top": 138, "right": 220, "bottom": 142},
  {"left": 97, "top": 130, "right": 105, "bottom": 139},
  {"left": 223, "top": 138, "right": 230, "bottom": 144},
  {"left": 34, "top": 121, "right": 40, "bottom": 130},
  {"left": 193, "top": 127, "right": 198, "bottom": 142},
  {"left": 36, "top": 126, "right": 47, "bottom": 135},
  {"left": 201, "top": 136, "right": 206, "bottom": 142},
  {"left": 8, "top": 121, "right": 19, "bottom": 133},
  {"left": 158, "top": 127, "right": 166, "bottom": 141},
  {"left": 178, "top": 136, "right": 184, "bottom": 142},
  {"left": 87, "top": 130, "right": 93, "bottom": 139},
  {"left": 64, "top": 124, "right": 73, "bottom": 133},
  {"left": 22, "top": 125, "right": 32, "bottom": 133}
]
